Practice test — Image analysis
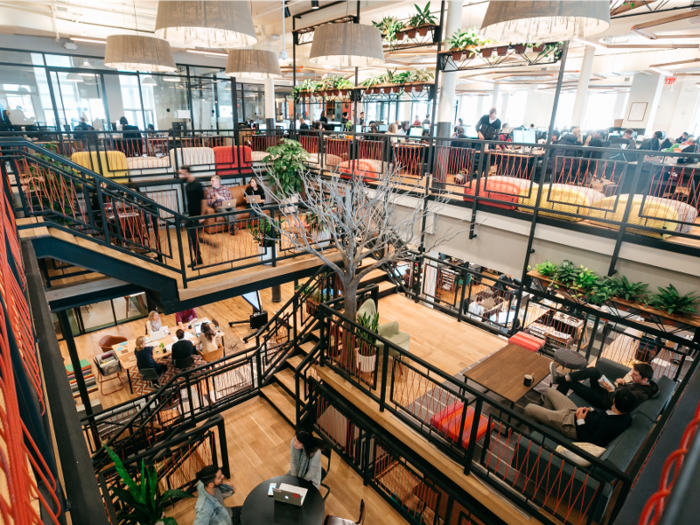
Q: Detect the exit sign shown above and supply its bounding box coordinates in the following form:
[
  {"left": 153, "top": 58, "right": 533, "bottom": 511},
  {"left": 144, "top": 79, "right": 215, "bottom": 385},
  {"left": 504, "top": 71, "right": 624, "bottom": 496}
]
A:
[{"left": 665, "top": 77, "right": 676, "bottom": 85}]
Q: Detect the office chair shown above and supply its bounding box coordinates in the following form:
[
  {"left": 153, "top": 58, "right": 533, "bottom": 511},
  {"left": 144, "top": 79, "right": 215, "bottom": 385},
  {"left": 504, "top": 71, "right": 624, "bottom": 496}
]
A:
[
  {"left": 174, "top": 356, "right": 195, "bottom": 370},
  {"left": 320, "top": 447, "right": 332, "bottom": 500},
  {"left": 99, "top": 335, "right": 127, "bottom": 353},
  {"left": 138, "top": 367, "right": 161, "bottom": 394},
  {"left": 323, "top": 499, "right": 365, "bottom": 525}
]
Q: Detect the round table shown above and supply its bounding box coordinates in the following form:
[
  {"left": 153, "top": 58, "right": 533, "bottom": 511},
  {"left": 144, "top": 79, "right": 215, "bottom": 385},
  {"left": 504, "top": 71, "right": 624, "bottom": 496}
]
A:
[{"left": 240, "top": 475, "right": 325, "bottom": 525}]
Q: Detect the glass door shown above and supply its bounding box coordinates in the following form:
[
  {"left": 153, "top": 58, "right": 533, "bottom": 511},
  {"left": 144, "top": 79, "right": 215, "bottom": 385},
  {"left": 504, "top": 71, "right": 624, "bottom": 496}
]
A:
[{"left": 49, "top": 69, "right": 108, "bottom": 131}]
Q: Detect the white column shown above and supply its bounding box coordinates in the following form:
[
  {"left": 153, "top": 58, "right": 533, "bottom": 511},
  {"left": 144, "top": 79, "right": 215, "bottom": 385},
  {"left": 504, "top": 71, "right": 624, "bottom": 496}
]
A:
[
  {"left": 264, "top": 78, "right": 275, "bottom": 122},
  {"left": 436, "top": 0, "right": 462, "bottom": 135},
  {"left": 612, "top": 92, "right": 627, "bottom": 121},
  {"left": 491, "top": 83, "right": 500, "bottom": 111},
  {"left": 623, "top": 72, "right": 665, "bottom": 135},
  {"left": 501, "top": 93, "right": 510, "bottom": 124},
  {"left": 571, "top": 44, "right": 595, "bottom": 127}
]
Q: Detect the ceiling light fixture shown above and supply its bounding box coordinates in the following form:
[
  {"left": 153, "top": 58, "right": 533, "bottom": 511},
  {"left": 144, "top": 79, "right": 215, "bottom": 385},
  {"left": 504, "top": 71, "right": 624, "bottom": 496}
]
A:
[
  {"left": 104, "top": 35, "right": 177, "bottom": 72},
  {"left": 225, "top": 49, "right": 282, "bottom": 79},
  {"left": 481, "top": 1, "right": 610, "bottom": 42},
  {"left": 310, "top": 23, "right": 385, "bottom": 68},
  {"left": 70, "top": 36, "right": 106, "bottom": 45},
  {"left": 155, "top": 0, "right": 257, "bottom": 48},
  {"left": 311, "top": 0, "right": 320, "bottom": 9},
  {"left": 284, "top": 3, "right": 291, "bottom": 18},
  {"left": 186, "top": 49, "right": 228, "bottom": 57},
  {"left": 78, "top": 59, "right": 96, "bottom": 76},
  {"left": 65, "top": 73, "right": 83, "bottom": 82},
  {"left": 141, "top": 75, "right": 157, "bottom": 86},
  {"left": 163, "top": 73, "right": 183, "bottom": 82}
]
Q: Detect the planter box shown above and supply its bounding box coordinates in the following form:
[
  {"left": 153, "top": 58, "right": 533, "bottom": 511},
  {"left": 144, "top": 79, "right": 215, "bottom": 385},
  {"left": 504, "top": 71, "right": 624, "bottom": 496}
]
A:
[
  {"left": 513, "top": 44, "right": 528, "bottom": 54},
  {"left": 496, "top": 46, "right": 509, "bottom": 56},
  {"left": 355, "top": 348, "right": 376, "bottom": 373},
  {"left": 258, "top": 244, "right": 273, "bottom": 265}
]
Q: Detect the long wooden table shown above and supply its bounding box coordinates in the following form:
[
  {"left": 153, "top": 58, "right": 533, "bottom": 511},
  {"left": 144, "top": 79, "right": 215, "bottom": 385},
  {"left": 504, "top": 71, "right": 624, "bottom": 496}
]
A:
[
  {"left": 114, "top": 318, "right": 224, "bottom": 393},
  {"left": 465, "top": 343, "right": 552, "bottom": 405}
]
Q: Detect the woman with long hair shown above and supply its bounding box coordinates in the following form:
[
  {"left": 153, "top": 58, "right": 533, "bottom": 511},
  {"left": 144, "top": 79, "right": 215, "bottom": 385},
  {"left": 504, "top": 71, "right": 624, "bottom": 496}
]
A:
[
  {"left": 287, "top": 429, "right": 323, "bottom": 488},
  {"left": 134, "top": 335, "right": 166, "bottom": 376},
  {"left": 145, "top": 310, "right": 162, "bottom": 334},
  {"left": 198, "top": 321, "right": 221, "bottom": 354}
]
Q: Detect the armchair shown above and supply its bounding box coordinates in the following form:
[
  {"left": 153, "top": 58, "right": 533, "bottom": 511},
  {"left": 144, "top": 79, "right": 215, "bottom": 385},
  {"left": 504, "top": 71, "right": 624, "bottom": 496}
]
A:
[
  {"left": 376, "top": 321, "right": 410, "bottom": 357},
  {"left": 94, "top": 350, "right": 123, "bottom": 395}
]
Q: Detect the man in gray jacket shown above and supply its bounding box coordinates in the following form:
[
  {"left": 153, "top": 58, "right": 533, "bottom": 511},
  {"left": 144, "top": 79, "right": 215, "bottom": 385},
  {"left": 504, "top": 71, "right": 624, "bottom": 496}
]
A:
[{"left": 193, "top": 466, "right": 241, "bottom": 525}]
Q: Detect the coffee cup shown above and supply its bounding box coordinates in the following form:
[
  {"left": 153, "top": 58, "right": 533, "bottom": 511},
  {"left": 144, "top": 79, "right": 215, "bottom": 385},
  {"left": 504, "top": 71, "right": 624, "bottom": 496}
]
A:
[{"left": 523, "top": 374, "right": 533, "bottom": 386}]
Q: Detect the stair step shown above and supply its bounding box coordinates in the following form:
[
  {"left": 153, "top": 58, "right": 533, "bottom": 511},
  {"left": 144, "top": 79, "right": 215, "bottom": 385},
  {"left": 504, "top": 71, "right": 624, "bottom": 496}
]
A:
[
  {"left": 299, "top": 341, "right": 316, "bottom": 355},
  {"left": 275, "top": 368, "right": 305, "bottom": 400},
  {"left": 378, "top": 280, "right": 396, "bottom": 292},
  {"left": 287, "top": 355, "right": 303, "bottom": 369},
  {"left": 261, "top": 383, "right": 296, "bottom": 425},
  {"left": 360, "top": 268, "right": 387, "bottom": 284}
]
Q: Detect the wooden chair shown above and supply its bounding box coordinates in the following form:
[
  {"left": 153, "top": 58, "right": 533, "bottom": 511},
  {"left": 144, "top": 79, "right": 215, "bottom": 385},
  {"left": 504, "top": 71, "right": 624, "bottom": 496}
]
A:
[
  {"left": 202, "top": 346, "right": 224, "bottom": 363},
  {"left": 99, "top": 335, "right": 127, "bottom": 353},
  {"left": 323, "top": 500, "right": 365, "bottom": 525},
  {"left": 94, "top": 350, "right": 123, "bottom": 395}
]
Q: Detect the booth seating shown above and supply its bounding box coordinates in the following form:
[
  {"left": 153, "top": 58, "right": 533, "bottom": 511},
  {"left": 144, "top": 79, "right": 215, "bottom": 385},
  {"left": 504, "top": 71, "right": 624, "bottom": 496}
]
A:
[
  {"left": 514, "top": 358, "right": 676, "bottom": 523},
  {"left": 587, "top": 194, "right": 698, "bottom": 238},
  {"left": 169, "top": 147, "right": 215, "bottom": 169},
  {"left": 126, "top": 156, "right": 170, "bottom": 171},
  {"left": 508, "top": 331, "right": 545, "bottom": 353},
  {"left": 338, "top": 159, "right": 384, "bottom": 180},
  {"left": 202, "top": 184, "right": 253, "bottom": 234},
  {"left": 463, "top": 176, "right": 528, "bottom": 210},
  {"left": 71, "top": 151, "right": 129, "bottom": 182},
  {"left": 213, "top": 146, "right": 253, "bottom": 177},
  {"left": 305, "top": 153, "right": 343, "bottom": 168},
  {"left": 519, "top": 183, "right": 606, "bottom": 221},
  {"left": 429, "top": 401, "right": 491, "bottom": 449}
]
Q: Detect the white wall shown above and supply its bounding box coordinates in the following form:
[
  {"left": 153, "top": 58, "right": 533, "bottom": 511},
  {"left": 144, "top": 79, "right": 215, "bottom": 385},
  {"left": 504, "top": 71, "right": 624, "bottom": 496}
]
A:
[{"left": 523, "top": 89, "right": 555, "bottom": 128}]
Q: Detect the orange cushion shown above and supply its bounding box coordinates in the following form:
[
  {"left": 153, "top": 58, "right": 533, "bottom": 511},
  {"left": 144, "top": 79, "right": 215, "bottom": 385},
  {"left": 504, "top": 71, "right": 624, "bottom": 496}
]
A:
[
  {"left": 430, "top": 401, "right": 463, "bottom": 428},
  {"left": 508, "top": 332, "right": 545, "bottom": 352},
  {"left": 463, "top": 178, "right": 522, "bottom": 210},
  {"left": 434, "top": 404, "right": 491, "bottom": 449},
  {"left": 213, "top": 146, "right": 253, "bottom": 176}
]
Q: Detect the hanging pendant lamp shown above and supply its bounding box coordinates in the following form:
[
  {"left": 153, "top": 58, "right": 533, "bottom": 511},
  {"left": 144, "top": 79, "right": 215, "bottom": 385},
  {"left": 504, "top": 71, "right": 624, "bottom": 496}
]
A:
[
  {"left": 480, "top": 1, "right": 610, "bottom": 43},
  {"left": 225, "top": 49, "right": 282, "bottom": 79},
  {"left": 104, "top": 35, "right": 176, "bottom": 72},
  {"left": 309, "top": 23, "right": 385, "bottom": 68},
  {"left": 155, "top": 0, "right": 257, "bottom": 49}
]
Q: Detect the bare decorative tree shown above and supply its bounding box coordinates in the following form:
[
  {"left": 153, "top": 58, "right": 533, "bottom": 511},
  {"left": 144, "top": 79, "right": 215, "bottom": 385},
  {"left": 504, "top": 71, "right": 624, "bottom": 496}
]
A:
[{"left": 253, "top": 162, "right": 466, "bottom": 323}]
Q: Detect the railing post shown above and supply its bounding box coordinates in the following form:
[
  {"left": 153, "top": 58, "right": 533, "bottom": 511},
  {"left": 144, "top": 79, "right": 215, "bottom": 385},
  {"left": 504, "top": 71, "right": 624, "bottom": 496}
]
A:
[
  {"left": 94, "top": 181, "right": 111, "bottom": 245},
  {"left": 363, "top": 431, "right": 373, "bottom": 486},
  {"left": 379, "top": 343, "right": 390, "bottom": 412},
  {"left": 463, "top": 397, "right": 483, "bottom": 475},
  {"left": 319, "top": 308, "right": 326, "bottom": 368},
  {"left": 216, "top": 416, "right": 231, "bottom": 479},
  {"left": 175, "top": 216, "right": 188, "bottom": 288},
  {"left": 271, "top": 208, "right": 277, "bottom": 268},
  {"left": 458, "top": 268, "right": 468, "bottom": 322},
  {"left": 255, "top": 349, "right": 263, "bottom": 388}
]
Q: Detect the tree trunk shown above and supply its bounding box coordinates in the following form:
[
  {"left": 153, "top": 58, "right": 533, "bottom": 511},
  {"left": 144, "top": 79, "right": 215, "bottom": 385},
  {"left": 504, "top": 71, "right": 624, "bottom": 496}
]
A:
[{"left": 339, "top": 278, "right": 359, "bottom": 372}]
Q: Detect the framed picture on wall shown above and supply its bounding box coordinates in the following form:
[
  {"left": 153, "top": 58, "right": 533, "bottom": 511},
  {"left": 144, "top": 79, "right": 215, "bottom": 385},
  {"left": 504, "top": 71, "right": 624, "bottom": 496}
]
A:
[{"left": 627, "top": 102, "right": 647, "bottom": 122}]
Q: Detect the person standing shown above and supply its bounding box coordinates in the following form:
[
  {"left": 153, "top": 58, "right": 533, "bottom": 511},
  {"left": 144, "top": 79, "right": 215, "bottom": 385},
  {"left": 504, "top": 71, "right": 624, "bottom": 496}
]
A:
[
  {"left": 181, "top": 167, "right": 204, "bottom": 267},
  {"left": 359, "top": 112, "right": 365, "bottom": 125},
  {"left": 193, "top": 465, "right": 241, "bottom": 525},
  {"left": 476, "top": 108, "right": 502, "bottom": 142},
  {"left": 319, "top": 111, "right": 328, "bottom": 124}
]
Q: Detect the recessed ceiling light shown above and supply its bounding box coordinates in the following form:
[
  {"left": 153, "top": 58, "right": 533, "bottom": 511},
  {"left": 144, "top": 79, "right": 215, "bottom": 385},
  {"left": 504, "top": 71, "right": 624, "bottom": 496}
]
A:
[{"left": 70, "top": 36, "right": 106, "bottom": 45}]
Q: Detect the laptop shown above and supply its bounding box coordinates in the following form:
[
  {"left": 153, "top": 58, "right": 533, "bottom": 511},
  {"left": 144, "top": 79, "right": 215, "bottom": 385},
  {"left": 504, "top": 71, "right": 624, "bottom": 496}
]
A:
[
  {"left": 149, "top": 329, "right": 168, "bottom": 341},
  {"left": 245, "top": 194, "right": 264, "bottom": 204},
  {"left": 220, "top": 199, "right": 237, "bottom": 209},
  {"left": 273, "top": 483, "right": 308, "bottom": 507}
]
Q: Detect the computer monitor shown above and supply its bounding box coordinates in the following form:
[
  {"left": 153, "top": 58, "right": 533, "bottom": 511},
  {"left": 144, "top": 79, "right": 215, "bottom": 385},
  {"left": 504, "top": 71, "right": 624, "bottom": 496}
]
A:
[
  {"left": 523, "top": 129, "right": 537, "bottom": 144},
  {"left": 512, "top": 129, "right": 524, "bottom": 143},
  {"left": 409, "top": 126, "right": 423, "bottom": 138},
  {"left": 423, "top": 123, "right": 430, "bottom": 130},
  {"left": 258, "top": 124, "right": 267, "bottom": 131},
  {"left": 378, "top": 125, "right": 388, "bottom": 132},
  {"left": 355, "top": 125, "right": 362, "bottom": 133}
]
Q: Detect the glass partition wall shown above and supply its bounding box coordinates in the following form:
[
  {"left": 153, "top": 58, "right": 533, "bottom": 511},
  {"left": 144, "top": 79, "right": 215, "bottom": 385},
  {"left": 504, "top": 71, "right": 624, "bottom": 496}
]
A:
[{"left": 0, "top": 47, "right": 276, "bottom": 132}]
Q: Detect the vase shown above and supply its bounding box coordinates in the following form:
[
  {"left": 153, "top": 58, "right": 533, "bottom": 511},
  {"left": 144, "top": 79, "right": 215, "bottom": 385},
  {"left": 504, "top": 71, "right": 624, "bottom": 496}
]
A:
[
  {"left": 355, "top": 349, "right": 376, "bottom": 373},
  {"left": 532, "top": 44, "right": 545, "bottom": 53},
  {"left": 397, "top": 31, "right": 405, "bottom": 41},
  {"left": 312, "top": 229, "right": 331, "bottom": 248},
  {"left": 390, "top": 86, "right": 400, "bottom": 94},
  {"left": 496, "top": 46, "right": 509, "bottom": 56},
  {"left": 407, "top": 29, "right": 417, "bottom": 38},
  {"left": 258, "top": 244, "right": 273, "bottom": 265}
]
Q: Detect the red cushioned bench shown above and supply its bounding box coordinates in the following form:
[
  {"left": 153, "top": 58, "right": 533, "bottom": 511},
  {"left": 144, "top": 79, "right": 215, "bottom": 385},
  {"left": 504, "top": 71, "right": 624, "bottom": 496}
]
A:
[
  {"left": 213, "top": 145, "right": 253, "bottom": 177},
  {"left": 429, "top": 401, "right": 491, "bottom": 449},
  {"left": 508, "top": 331, "right": 545, "bottom": 353}
]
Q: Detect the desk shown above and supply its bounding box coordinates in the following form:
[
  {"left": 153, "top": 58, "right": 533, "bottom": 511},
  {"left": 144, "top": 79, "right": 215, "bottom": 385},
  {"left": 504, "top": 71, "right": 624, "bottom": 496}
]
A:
[
  {"left": 241, "top": 476, "right": 324, "bottom": 525},
  {"left": 465, "top": 343, "right": 552, "bottom": 404}
]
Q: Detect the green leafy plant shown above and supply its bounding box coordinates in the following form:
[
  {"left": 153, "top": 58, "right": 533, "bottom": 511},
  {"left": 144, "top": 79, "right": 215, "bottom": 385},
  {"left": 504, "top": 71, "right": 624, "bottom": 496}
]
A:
[
  {"left": 574, "top": 267, "right": 598, "bottom": 293},
  {"left": 381, "top": 68, "right": 397, "bottom": 84},
  {"left": 265, "top": 139, "right": 307, "bottom": 198},
  {"left": 248, "top": 217, "right": 278, "bottom": 247},
  {"left": 588, "top": 277, "right": 616, "bottom": 305},
  {"left": 103, "top": 445, "right": 192, "bottom": 525},
  {"left": 392, "top": 71, "right": 412, "bottom": 84},
  {"left": 337, "top": 78, "right": 354, "bottom": 90},
  {"left": 360, "top": 75, "right": 382, "bottom": 88},
  {"left": 356, "top": 312, "right": 379, "bottom": 355},
  {"left": 407, "top": 2, "right": 437, "bottom": 27},
  {"left": 447, "top": 28, "right": 484, "bottom": 51},
  {"left": 299, "top": 79, "right": 320, "bottom": 94},
  {"left": 648, "top": 284, "right": 699, "bottom": 316},
  {"left": 534, "top": 260, "right": 558, "bottom": 278},
  {"left": 409, "top": 69, "right": 434, "bottom": 83},
  {"left": 609, "top": 276, "right": 649, "bottom": 303},
  {"left": 373, "top": 15, "right": 403, "bottom": 48},
  {"left": 555, "top": 260, "right": 579, "bottom": 286}
]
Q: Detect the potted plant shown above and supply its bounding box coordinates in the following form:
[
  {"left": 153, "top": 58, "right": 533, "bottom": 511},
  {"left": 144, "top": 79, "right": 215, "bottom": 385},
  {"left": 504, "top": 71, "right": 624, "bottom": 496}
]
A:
[
  {"left": 373, "top": 16, "right": 403, "bottom": 47},
  {"left": 337, "top": 78, "right": 354, "bottom": 97},
  {"left": 532, "top": 43, "right": 545, "bottom": 53},
  {"left": 265, "top": 138, "right": 307, "bottom": 200},
  {"left": 609, "top": 276, "right": 649, "bottom": 305},
  {"left": 588, "top": 277, "right": 615, "bottom": 306},
  {"left": 533, "top": 260, "right": 558, "bottom": 278},
  {"left": 447, "top": 28, "right": 484, "bottom": 61},
  {"left": 513, "top": 43, "right": 528, "bottom": 54},
  {"left": 409, "top": 2, "right": 437, "bottom": 36},
  {"left": 648, "top": 284, "right": 699, "bottom": 316},
  {"left": 356, "top": 312, "right": 379, "bottom": 373},
  {"left": 496, "top": 45, "right": 509, "bottom": 56},
  {"left": 103, "top": 445, "right": 192, "bottom": 525},
  {"left": 361, "top": 75, "right": 382, "bottom": 95},
  {"left": 573, "top": 266, "right": 598, "bottom": 297},
  {"left": 481, "top": 46, "right": 494, "bottom": 58},
  {"left": 306, "top": 211, "right": 331, "bottom": 248},
  {"left": 249, "top": 218, "right": 277, "bottom": 265}
]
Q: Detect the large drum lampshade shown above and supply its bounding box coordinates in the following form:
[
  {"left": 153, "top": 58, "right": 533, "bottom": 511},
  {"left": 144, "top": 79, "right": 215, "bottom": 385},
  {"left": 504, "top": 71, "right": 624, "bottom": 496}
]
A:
[
  {"left": 481, "top": 1, "right": 610, "bottom": 42},
  {"left": 309, "top": 23, "right": 385, "bottom": 68},
  {"left": 225, "top": 49, "right": 282, "bottom": 79},
  {"left": 104, "top": 35, "right": 177, "bottom": 72},
  {"left": 155, "top": 0, "right": 257, "bottom": 48}
]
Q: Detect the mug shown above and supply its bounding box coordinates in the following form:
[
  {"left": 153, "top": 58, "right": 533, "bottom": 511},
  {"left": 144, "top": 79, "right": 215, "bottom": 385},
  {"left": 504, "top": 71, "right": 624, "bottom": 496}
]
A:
[{"left": 523, "top": 374, "right": 533, "bottom": 386}]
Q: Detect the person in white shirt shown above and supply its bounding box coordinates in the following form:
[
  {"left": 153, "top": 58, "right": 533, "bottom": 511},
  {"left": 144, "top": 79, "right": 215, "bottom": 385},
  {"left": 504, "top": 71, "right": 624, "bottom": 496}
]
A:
[
  {"left": 198, "top": 322, "right": 221, "bottom": 354},
  {"left": 387, "top": 123, "right": 399, "bottom": 143},
  {"left": 145, "top": 311, "right": 162, "bottom": 334},
  {"left": 467, "top": 297, "right": 485, "bottom": 318}
]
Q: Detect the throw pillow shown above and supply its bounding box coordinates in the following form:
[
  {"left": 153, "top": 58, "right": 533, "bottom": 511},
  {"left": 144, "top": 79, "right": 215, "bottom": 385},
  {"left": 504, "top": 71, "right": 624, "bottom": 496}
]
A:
[{"left": 554, "top": 442, "right": 606, "bottom": 468}]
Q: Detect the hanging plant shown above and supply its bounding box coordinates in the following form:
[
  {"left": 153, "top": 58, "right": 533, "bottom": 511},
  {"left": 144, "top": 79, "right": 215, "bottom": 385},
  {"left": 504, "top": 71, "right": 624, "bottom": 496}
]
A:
[{"left": 372, "top": 16, "right": 404, "bottom": 49}]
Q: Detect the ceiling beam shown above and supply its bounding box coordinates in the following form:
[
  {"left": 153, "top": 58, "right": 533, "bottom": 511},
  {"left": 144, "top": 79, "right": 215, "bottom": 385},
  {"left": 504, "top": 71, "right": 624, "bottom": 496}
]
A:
[{"left": 631, "top": 10, "right": 700, "bottom": 39}]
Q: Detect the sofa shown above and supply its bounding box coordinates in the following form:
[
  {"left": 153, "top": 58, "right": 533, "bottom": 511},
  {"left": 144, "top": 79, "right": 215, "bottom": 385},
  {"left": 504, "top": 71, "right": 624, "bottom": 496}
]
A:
[
  {"left": 201, "top": 184, "right": 252, "bottom": 234},
  {"left": 212, "top": 146, "right": 253, "bottom": 177},
  {"left": 512, "top": 358, "right": 675, "bottom": 522},
  {"left": 356, "top": 299, "right": 410, "bottom": 357}
]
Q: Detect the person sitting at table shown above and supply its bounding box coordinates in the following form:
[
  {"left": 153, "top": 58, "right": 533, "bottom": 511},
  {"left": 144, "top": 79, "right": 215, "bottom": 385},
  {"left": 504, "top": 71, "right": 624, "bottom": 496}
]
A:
[
  {"left": 524, "top": 388, "right": 635, "bottom": 447},
  {"left": 206, "top": 176, "right": 233, "bottom": 214},
  {"left": 176, "top": 308, "right": 198, "bottom": 328},
  {"left": 287, "top": 428, "right": 323, "bottom": 489},
  {"left": 172, "top": 329, "right": 196, "bottom": 361},
  {"left": 199, "top": 322, "right": 221, "bottom": 355},
  {"left": 464, "top": 296, "right": 485, "bottom": 318},
  {"left": 134, "top": 336, "right": 166, "bottom": 377},
  {"left": 193, "top": 465, "right": 241, "bottom": 525},
  {"left": 145, "top": 310, "right": 162, "bottom": 334},
  {"left": 244, "top": 177, "right": 265, "bottom": 207},
  {"left": 550, "top": 362, "right": 657, "bottom": 411}
]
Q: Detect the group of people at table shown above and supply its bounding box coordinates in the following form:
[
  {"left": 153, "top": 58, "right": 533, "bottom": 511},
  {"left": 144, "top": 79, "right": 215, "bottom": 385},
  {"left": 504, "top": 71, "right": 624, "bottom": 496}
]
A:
[{"left": 134, "top": 308, "right": 223, "bottom": 378}]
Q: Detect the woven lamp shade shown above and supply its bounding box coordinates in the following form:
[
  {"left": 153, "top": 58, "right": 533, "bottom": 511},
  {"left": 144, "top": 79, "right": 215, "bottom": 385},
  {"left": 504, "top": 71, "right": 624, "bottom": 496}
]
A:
[
  {"left": 309, "top": 23, "right": 385, "bottom": 68},
  {"left": 481, "top": 1, "right": 610, "bottom": 42},
  {"left": 225, "top": 49, "right": 282, "bottom": 79},
  {"left": 155, "top": 0, "right": 257, "bottom": 48},
  {"left": 104, "top": 35, "right": 176, "bottom": 72}
]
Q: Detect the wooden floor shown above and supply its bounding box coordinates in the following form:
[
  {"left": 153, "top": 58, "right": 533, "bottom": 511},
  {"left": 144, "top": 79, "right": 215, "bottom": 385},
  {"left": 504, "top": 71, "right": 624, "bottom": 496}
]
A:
[{"left": 164, "top": 396, "right": 407, "bottom": 525}]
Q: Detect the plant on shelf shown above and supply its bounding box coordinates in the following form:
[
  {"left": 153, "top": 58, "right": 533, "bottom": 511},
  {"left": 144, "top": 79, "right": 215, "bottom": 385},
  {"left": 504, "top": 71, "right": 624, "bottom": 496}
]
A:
[
  {"left": 446, "top": 28, "right": 488, "bottom": 60},
  {"left": 372, "top": 15, "right": 403, "bottom": 48},
  {"left": 409, "top": 69, "right": 434, "bottom": 83},
  {"left": 648, "top": 284, "right": 699, "bottom": 316},
  {"left": 406, "top": 2, "right": 437, "bottom": 35},
  {"left": 554, "top": 260, "right": 580, "bottom": 287},
  {"left": 265, "top": 139, "right": 307, "bottom": 198},
  {"left": 534, "top": 260, "right": 557, "bottom": 278},
  {"left": 573, "top": 267, "right": 598, "bottom": 295},
  {"left": 297, "top": 79, "right": 320, "bottom": 97},
  {"left": 392, "top": 71, "right": 412, "bottom": 85},
  {"left": 103, "top": 445, "right": 192, "bottom": 525},
  {"left": 588, "top": 277, "right": 616, "bottom": 305},
  {"left": 609, "top": 276, "right": 649, "bottom": 303}
]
